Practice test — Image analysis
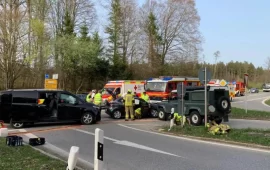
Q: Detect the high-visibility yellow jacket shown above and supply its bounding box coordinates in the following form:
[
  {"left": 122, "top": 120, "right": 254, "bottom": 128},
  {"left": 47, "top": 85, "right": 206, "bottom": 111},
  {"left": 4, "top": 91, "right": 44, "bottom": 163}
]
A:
[
  {"left": 124, "top": 94, "right": 134, "bottom": 106},
  {"left": 94, "top": 93, "right": 102, "bottom": 105}
]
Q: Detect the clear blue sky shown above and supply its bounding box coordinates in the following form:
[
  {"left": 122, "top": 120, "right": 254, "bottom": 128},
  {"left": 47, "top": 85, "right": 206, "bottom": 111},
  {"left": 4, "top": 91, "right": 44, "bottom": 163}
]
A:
[{"left": 98, "top": 0, "right": 270, "bottom": 68}]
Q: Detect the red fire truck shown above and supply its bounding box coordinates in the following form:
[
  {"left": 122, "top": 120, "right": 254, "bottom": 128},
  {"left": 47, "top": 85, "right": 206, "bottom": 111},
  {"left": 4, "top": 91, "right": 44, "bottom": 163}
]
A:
[{"left": 144, "top": 76, "right": 201, "bottom": 103}]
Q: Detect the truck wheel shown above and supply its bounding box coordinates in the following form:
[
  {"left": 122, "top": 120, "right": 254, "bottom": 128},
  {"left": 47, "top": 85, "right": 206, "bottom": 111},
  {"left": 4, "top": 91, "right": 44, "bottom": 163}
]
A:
[
  {"left": 217, "top": 96, "right": 230, "bottom": 112},
  {"left": 190, "top": 111, "right": 202, "bottom": 126},
  {"left": 158, "top": 108, "right": 166, "bottom": 120}
]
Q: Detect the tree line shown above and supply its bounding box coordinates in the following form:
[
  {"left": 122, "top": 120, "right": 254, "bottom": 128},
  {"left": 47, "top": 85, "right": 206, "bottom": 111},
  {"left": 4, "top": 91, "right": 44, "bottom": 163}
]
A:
[{"left": 0, "top": 0, "right": 268, "bottom": 93}]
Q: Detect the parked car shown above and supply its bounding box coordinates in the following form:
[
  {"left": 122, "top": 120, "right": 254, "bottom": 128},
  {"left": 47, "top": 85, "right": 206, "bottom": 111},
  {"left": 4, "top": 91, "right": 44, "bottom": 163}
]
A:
[
  {"left": 262, "top": 83, "right": 270, "bottom": 92},
  {"left": 105, "top": 97, "right": 159, "bottom": 119},
  {"left": 157, "top": 86, "right": 231, "bottom": 126},
  {"left": 249, "top": 88, "right": 259, "bottom": 93},
  {"left": 0, "top": 89, "right": 101, "bottom": 129}
]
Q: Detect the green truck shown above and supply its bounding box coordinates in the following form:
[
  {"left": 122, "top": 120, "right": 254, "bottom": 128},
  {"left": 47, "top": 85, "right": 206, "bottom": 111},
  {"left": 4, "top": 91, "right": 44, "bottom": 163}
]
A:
[{"left": 157, "top": 86, "right": 231, "bottom": 126}]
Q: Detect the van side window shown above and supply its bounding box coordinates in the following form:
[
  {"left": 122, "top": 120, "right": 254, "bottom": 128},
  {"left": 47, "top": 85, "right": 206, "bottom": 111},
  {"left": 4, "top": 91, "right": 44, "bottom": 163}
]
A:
[
  {"left": 59, "top": 93, "right": 77, "bottom": 104},
  {"left": 13, "top": 91, "right": 37, "bottom": 103}
]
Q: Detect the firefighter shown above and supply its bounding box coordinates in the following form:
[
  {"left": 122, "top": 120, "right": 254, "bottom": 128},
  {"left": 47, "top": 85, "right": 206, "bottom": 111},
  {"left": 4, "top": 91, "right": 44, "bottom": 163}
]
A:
[
  {"left": 140, "top": 91, "right": 150, "bottom": 102},
  {"left": 93, "top": 90, "right": 102, "bottom": 106},
  {"left": 123, "top": 89, "right": 135, "bottom": 121},
  {"left": 86, "top": 91, "right": 92, "bottom": 103}
]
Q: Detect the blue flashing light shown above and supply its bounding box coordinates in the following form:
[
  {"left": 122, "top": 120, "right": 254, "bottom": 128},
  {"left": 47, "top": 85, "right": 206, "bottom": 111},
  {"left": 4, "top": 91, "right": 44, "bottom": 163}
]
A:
[
  {"left": 232, "top": 81, "right": 236, "bottom": 85},
  {"left": 148, "top": 78, "right": 153, "bottom": 80},
  {"left": 162, "top": 76, "right": 173, "bottom": 81}
]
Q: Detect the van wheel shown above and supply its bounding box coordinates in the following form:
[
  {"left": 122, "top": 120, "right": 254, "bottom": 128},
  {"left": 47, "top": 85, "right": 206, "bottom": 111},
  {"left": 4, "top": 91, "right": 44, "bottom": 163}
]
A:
[
  {"left": 10, "top": 119, "right": 24, "bottom": 129},
  {"left": 190, "top": 111, "right": 202, "bottom": 126},
  {"left": 81, "top": 112, "right": 96, "bottom": 125}
]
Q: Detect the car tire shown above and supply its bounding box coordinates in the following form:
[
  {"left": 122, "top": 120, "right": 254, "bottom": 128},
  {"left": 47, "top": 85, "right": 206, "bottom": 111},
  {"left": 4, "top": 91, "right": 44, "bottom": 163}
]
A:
[
  {"left": 190, "top": 111, "right": 202, "bottom": 126},
  {"left": 10, "top": 119, "right": 24, "bottom": 129},
  {"left": 81, "top": 112, "right": 96, "bottom": 125},
  {"left": 150, "top": 109, "right": 158, "bottom": 118},
  {"left": 112, "top": 110, "right": 122, "bottom": 119},
  {"left": 158, "top": 108, "right": 166, "bottom": 120},
  {"left": 216, "top": 96, "right": 231, "bottom": 112}
]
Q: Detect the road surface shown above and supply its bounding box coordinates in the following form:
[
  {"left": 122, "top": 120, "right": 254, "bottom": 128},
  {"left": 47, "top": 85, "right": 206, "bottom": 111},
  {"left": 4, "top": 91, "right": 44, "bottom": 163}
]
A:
[
  {"left": 232, "top": 92, "right": 270, "bottom": 111},
  {"left": 15, "top": 120, "right": 270, "bottom": 170}
]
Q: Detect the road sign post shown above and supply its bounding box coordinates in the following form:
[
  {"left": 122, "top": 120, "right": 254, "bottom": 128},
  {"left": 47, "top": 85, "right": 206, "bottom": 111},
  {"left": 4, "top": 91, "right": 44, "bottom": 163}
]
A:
[
  {"left": 204, "top": 68, "right": 207, "bottom": 127},
  {"left": 198, "top": 68, "right": 212, "bottom": 127},
  {"left": 244, "top": 73, "right": 249, "bottom": 114},
  {"left": 94, "top": 128, "right": 104, "bottom": 170},
  {"left": 181, "top": 82, "right": 184, "bottom": 128}
]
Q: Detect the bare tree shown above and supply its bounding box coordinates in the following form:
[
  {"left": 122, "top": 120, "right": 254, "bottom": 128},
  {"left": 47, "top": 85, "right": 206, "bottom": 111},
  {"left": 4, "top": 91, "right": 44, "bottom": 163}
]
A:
[{"left": 0, "top": 0, "right": 28, "bottom": 89}]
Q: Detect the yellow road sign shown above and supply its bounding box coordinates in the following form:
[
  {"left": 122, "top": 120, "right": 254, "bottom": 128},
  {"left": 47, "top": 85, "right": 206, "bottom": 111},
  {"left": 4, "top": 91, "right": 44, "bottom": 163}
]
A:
[
  {"left": 219, "top": 79, "right": 227, "bottom": 86},
  {"left": 44, "top": 79, "right": 58, "bottom": 89}
]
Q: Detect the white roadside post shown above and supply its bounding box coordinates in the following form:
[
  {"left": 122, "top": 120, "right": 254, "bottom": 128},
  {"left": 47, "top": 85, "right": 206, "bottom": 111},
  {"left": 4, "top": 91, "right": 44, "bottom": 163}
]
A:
[
  {"left": 168, "top": 108, "right": 175, "bottom": 131},
  {"left": 66, "top": 146, "right": 80, "bottom": 170},
  {"left": 94, "top": 128, "right": 104, "bottom": 170},
  {"left": 204, "top": 67, "right": 208, "bottom": 127}
]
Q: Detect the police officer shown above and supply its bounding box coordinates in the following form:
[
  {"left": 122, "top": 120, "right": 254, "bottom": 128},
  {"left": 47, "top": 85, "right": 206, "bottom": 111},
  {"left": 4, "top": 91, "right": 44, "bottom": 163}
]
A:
[
  {"left": 93, "top": 90, "right": 102, "bottom": 106},
  {"left": 123, "top": 89, "right": 135, "bottom": 121}
]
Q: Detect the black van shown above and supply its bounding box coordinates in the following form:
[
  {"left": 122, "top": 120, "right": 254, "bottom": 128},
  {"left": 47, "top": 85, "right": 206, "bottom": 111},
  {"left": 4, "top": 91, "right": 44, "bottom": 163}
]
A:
[{"left": 0, "top": 89, "right": 101, "bottom": 128}]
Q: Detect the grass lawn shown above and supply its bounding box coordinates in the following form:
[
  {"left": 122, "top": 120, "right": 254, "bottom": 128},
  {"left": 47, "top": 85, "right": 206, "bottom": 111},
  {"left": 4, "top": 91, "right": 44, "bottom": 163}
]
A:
[
  {"left": 264, "top": 99, "right": 270, "bottom": 106},
  {"left": 231, "top": 107, "right": 270, "bottom": 120},
  {"left": 161, "top": 125, "right": 270, "bottom": 147},
  {"left": 0, "top": 137, "right": 67, "bottom": 170}
]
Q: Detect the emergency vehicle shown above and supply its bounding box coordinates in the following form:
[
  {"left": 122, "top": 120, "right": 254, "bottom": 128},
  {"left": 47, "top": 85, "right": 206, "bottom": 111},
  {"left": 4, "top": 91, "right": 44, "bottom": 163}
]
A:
[
  {"left": 207, "top": 79, "right": 235, "bottom": 101},
  {"left": 208, "top": 79, "right": 245, "bottom": 100},
  {"left": 144, "top": 76, "right": 200, "bottom": 103},
  {"left": 101, "top": 80, "right": 145, "bottom": 103}
]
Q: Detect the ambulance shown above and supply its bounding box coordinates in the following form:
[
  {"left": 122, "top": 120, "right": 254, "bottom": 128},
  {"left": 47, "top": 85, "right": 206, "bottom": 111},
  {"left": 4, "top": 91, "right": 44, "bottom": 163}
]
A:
[{"left": 101, "top": 80, "right": 145, "bottom": 104}]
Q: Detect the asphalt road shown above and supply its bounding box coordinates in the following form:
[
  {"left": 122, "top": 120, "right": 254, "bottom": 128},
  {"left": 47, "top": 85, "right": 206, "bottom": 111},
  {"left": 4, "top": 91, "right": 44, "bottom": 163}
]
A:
[
  {"left": 15, "top": 119, "right": 270, "bottom": 170},
  {"left": 231, "top": 92, "right": 270, "bottom": 111}
]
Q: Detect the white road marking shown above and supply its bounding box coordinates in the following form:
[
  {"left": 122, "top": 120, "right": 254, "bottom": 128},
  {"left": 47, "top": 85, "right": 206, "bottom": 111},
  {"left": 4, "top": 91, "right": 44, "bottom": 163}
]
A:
[
  {"left": 114, "top": 140, "right": 183, "bottom": 158},
  {"left": 73, "top": 129, "right": 183, "bottom": 158},
  {"left": 118, "top": 124, "right": 270, "bottom": 154},
  {"left": 262, "top": 98, "right": 270, "bottom": 108},
  {"left": 233, "top": 97, "right": 269, "bottom": 103}
]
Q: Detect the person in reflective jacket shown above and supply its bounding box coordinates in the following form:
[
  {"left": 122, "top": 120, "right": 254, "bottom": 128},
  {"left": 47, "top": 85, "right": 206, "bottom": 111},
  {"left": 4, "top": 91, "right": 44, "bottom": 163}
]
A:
[{"left": 123, "top": 89, "right": 135, "bottom": 121}]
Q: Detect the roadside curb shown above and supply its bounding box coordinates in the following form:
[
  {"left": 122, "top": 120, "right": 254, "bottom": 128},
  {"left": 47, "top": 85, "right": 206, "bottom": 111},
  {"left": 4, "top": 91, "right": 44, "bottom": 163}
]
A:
[
  {"left": 230, "top": 118, "right": 270, "bottom": 121},
  {"left": 152, "top": 129, "right": 270, "bottom": 151},
  {"left": 262, "top": 98, "right": 270, "bottom": 108}
]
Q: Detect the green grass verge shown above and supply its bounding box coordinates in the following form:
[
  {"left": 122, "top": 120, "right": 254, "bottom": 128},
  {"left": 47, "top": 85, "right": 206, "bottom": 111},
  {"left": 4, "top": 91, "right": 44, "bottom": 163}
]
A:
[
  {"left": 264, "top": 99, "right": 270, "bottom": 106},
  {"left": 0, "top": 138, "right": 67, "bottom": 170},
  {"left": 161, "top": 125, "right": 270, "bottom": 147},
  {"left": 231, "top": 107, "right": 270, "bottom": 120}
]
